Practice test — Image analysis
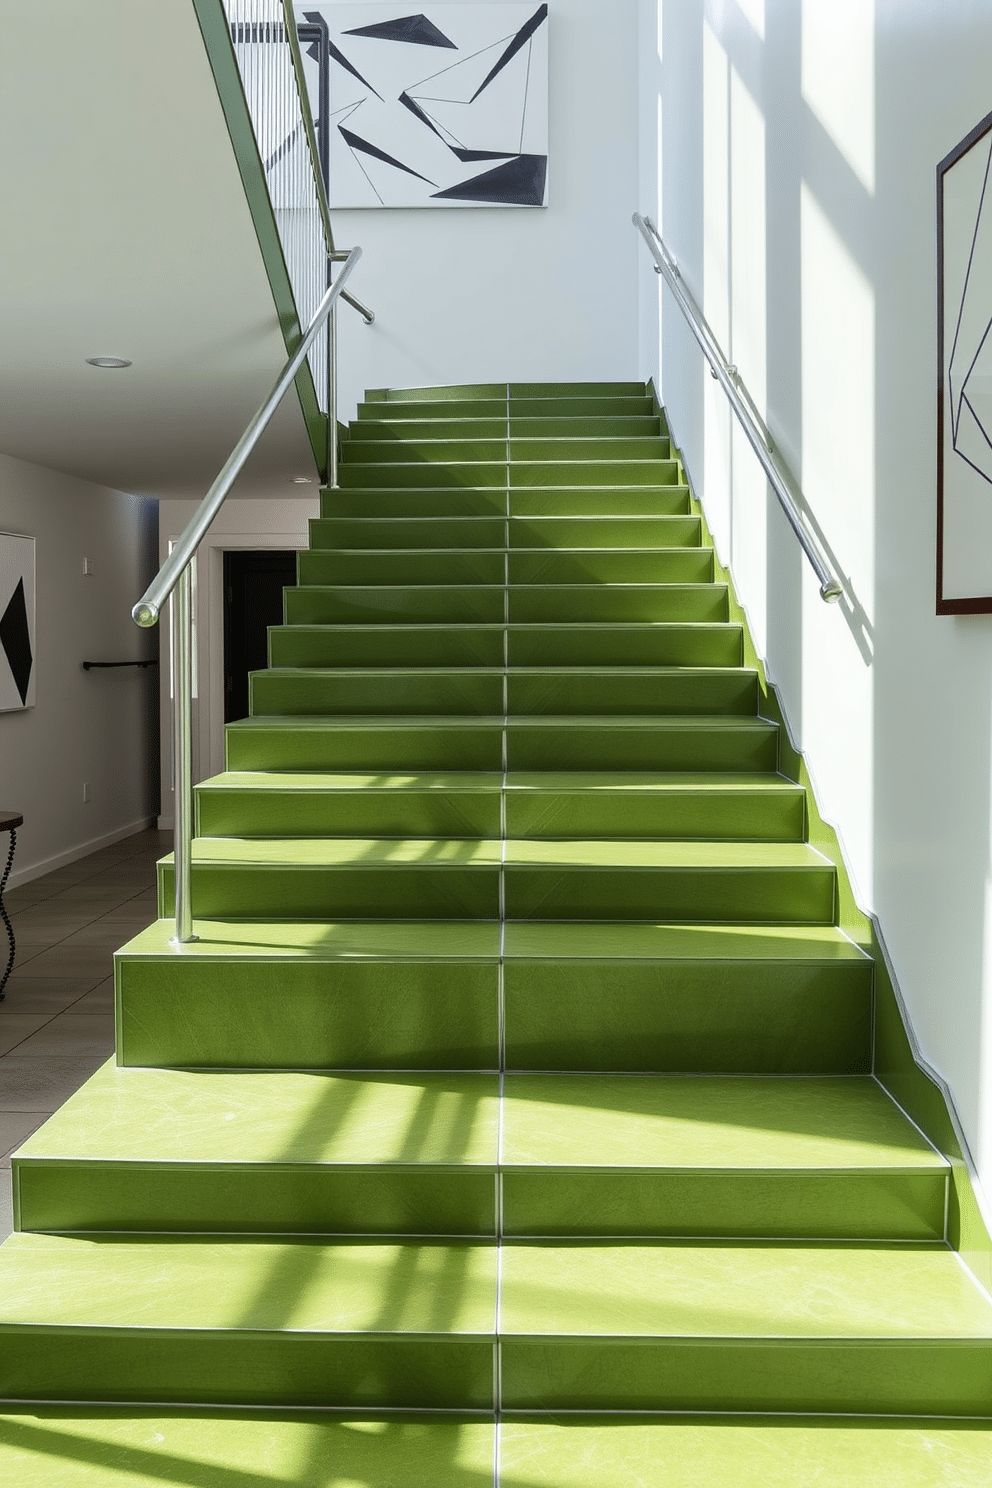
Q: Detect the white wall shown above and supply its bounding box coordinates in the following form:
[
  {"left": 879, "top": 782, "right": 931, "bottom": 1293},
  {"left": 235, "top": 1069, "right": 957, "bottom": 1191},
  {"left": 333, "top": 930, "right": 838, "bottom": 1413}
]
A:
[
  {"left": 641, "top": 0, "right": 992, "bottom": 1190},
  {"left": 326, "top": 0, "right": 642, "bottom": 415},
  {"left": 0, "top": 453, "right": 158, "bottom": 885},
  {"left": 156, "top": 496, "right": 318, "bottom": 823}
]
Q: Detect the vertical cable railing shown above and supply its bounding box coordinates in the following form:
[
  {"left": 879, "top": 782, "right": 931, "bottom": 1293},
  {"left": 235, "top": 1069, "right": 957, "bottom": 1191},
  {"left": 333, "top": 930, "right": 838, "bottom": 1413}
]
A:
[{"left": 224, "top": 0, "right": 332, "bottom": 406}]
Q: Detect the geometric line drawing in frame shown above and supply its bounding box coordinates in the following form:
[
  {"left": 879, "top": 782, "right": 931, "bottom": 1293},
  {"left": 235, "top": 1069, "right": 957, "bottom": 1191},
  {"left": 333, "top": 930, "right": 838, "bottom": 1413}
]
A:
[
  {"left": 295, "top": 4, "right": 548, "bottom": 209},
  {"left": 937, "top": 106, "right": 992, "bottom": 612},
  {"left": 0, "top": 532, "right": 36, "bottom": 710}
]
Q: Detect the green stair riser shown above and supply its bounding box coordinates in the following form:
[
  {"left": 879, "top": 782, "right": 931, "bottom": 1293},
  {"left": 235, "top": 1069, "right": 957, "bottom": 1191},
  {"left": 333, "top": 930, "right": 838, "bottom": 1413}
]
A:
[
  {"left": 269, "top": 624, "right": 743, "bottom": 671},
  {"left": 2, "top": 1332, "right": 990, "bottom": 1415},
  {"left": 248, "top": 669, "right": 758, "bottom": 718},
  {"left": 336, "top": 463, "right": 683, "bottom": 491},
  {"left": 194, "top": 784, "right": 804, "bottom": 842},
  {"left": 308, "top": 515, "right": 703, "bottom": 550},
  {"left": 114, "top": 956, "right": 871, "bottom": 1073},
  {"left": 358, "top": 394, "right": 657, "bottom": 418},
  {"left": 14, "top": 1164, "right": 946, "bottom": 1242},
  {"left": 157, "top": 860, "right": 835, "bottom": 924},
  {"left": 297, "top": 548, "right": 715, "bottom": 587},
  {"left": 347, "top": 416, "right": 665, "bottom": 439},
  {"left": 339, "top": 438, "right": 674, "bottom": 464},
  {"left": 319, "top": 488, "right": 692, "bottom": 518},
  {"left": 283, "top": 586, "right": 728, "bottom": 627},
  {"left": 0, "top": 1331, "right": 494, "bottom": 1410},
  {"left": 225, "top": 720, "right": 776, "bottom": 774}
]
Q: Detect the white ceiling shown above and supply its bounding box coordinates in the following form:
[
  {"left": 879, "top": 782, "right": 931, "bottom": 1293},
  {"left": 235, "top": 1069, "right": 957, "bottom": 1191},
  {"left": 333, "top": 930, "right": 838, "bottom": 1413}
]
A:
[{"left": 0, "top": 0, "right": 320, "bottom": 500}]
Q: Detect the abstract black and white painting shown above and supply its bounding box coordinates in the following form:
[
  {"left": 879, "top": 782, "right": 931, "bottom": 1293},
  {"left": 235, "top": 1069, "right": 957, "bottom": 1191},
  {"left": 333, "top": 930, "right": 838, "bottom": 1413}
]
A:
[
  {"left": 295, "top": 4, "right": 548, "bottom": 207},
  {"left": 938, "top": 108, "right": 992, "bottom": 611},
  {"left": 0, "top": 533, "right": 35, "bottom": 711}
]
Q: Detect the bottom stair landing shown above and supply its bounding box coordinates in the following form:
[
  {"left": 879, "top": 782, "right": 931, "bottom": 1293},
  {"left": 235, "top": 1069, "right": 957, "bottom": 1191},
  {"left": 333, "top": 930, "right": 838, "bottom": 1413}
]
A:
[{"left": 0, "top": 380, "right": 990, "bottom": 1484}]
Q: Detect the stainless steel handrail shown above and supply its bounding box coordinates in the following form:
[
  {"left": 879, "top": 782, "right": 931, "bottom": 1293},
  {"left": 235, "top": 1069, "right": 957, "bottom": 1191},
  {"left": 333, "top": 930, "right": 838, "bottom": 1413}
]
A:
[
  {"left": 132, "top": 244, "right": 363, "bottom": 945},
  {"left": 633, "top": 212, "right": 842, "bottom": 603}
]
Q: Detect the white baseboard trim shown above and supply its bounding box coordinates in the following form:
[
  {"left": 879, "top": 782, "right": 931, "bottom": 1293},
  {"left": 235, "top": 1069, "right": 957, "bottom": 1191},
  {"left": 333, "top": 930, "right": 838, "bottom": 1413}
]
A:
[
  {"left": 157, "top": 815, "right": 174, "bottom": 832},
  {"left": 7, "top": 816, "right": 158, "bottom": 891}
]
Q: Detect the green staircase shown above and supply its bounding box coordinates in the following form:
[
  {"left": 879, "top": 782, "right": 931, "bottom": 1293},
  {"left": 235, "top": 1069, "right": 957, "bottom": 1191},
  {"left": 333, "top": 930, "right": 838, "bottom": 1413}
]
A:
[{"left": 2, "top": 380, "right": 992, "bottom": 1483}]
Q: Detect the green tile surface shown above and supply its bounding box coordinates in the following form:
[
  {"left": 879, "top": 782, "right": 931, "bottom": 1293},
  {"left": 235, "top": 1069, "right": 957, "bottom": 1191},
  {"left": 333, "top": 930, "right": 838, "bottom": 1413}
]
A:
[{"left": 6, "top": 377, "right": 982, "bottom": 1453}]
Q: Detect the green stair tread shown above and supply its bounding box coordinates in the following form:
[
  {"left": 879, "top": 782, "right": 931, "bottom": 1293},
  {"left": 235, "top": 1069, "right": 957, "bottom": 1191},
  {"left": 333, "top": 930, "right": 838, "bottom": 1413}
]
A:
[
  {"left": 499, "top": 1243, "right": 992, "bottom": 1339},
  {"left": 197, "top": 770, "right": 801, "bottom": 795},
  {"left": 15, "top": 1067, "right": 500, "bottom": 1167},
  {"left": 0, "top": 1234, "right": 497, "bottom": 1334},
  {"left": 117, "top": 919, "right": 501, "bottom": 959},
  {"left": 116, "top": 917, "right": 866, "bottom": 963},
  {"left": 228, "top": 714, "right": 769, "bottom": 732},
  {"left": 0, "top": 1410, "right": 496, "bottom": 1488},
  {"left": 500, "top": 1076, "right": 945, "bottom": 1171},
  {"left": 160, "top": 839, "right": 827, "bottom": 875},
  {"left": 498, "top": 1417, "right": 992, "bottom": 1488},
  {"left": 17, "top": 1068, "right": 941, "bottom": 1174}
]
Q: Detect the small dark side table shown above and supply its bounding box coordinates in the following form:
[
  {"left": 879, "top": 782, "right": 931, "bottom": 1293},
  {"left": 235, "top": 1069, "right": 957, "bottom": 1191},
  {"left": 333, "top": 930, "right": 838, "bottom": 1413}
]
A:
[{"left": 0, "top": 810, "right": 23, "bottom": 1002}]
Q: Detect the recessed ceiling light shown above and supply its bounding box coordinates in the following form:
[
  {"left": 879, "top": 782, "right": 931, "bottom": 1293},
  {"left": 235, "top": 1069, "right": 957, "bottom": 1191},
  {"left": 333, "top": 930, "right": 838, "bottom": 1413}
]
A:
[
  {"left": 290, "top": 476, "right": 312, "bottom": 485},
  {"left": 86, "top": 356, "right": 132, "bottom": 368}
]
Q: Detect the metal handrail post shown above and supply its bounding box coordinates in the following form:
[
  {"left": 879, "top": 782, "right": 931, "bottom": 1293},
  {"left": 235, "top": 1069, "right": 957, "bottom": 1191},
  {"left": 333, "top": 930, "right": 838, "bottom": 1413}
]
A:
[
  {"left": 328, "top": 299, "right": 339, "bottom": 488},
  {"left": 171, "top": 563, "right": 196, "bottom": 945}
]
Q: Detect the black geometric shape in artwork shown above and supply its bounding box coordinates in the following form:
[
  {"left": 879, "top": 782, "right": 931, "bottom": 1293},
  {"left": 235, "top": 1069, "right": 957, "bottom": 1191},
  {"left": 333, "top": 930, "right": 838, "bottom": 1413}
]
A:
[
  {"left": 451, "top": 147, "right": 518, "bottom": 163},
  {"left": 305, "top": 39, "right": 320, "bottom": 60},
  {"left": 0, "top": 579, "right": 32, "bottom": 706},
  {"left": 399, "top": 90, "right": 448, "bottom": 142},
  {"left": 338, "top": 125, "right": 437, "bottom": 186},
  {"left": 343, "top": 15, "right": 457, "bottom": 49},
  {"left": 431, "top": 153, "right": 547, "bottom": 206},
  {"left": 470, "top": 3, "right": 548, "bottom": 103},
  {"left": 327, "top": 40, "right": 383, "bottom": 101}
]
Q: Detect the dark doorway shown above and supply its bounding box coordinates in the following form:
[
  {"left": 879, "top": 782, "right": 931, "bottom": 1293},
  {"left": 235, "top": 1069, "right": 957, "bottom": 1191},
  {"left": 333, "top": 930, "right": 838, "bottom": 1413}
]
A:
[{"left": 223, "top": 550, "right": 297, "bottom": 723}]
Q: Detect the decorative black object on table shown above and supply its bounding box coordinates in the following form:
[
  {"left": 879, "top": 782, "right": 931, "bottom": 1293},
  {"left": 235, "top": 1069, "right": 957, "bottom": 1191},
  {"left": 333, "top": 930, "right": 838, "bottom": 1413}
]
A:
[{"left": 0, "top": 810, "right": 23, "bottom": 1002}]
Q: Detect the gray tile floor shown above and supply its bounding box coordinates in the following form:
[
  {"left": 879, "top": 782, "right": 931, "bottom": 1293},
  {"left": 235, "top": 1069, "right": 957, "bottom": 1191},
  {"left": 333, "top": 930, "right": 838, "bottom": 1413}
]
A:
[{"left": 0, "top": 828, "right": 170, "bottom": 1240}]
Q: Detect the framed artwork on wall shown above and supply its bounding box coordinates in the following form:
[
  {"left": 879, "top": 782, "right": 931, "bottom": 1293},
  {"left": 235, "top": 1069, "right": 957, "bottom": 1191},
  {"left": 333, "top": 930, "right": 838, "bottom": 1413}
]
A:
[
  {"left": 295, "top": 4, "right": 549, "bottom": 208},
  {"left": 937, "top": 107, "right": 992, "bottom": 612},
  {"left": 0, "top": 532, "right": 36, "bottom": 711}
]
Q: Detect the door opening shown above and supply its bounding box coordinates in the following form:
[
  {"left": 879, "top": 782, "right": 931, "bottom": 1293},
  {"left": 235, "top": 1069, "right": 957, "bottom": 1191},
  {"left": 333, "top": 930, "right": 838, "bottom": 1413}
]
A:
[{"left": 223, "top": 549, "right": 297, "bottom": 723}]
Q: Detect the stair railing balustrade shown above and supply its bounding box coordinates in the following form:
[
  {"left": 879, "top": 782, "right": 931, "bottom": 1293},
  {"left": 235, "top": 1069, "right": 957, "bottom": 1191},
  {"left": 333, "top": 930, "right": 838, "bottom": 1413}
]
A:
[
  {"left": 633, "top": 213, "right": 842, "bottom": 603},
  {"left": 133, "top": 1, "right": 374, "bottom": 947}
]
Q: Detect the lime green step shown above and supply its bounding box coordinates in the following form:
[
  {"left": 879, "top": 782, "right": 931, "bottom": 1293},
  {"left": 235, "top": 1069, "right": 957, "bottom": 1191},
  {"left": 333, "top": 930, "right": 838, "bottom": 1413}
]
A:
[
  {"left": 2, "top": 1235, "right": 989, "bottom": 1412},
  {"left": 112, "top": 919, "right": 870, "bottom": 1074},
  {"left": 195, "top": 771, "right": 802, "bottom": 841},
  {"left": 319, "top": 486, "right": 692, "bottom": 517},
  {"left": 248, "top": 667, "right": 757, "bottom": 718},
  {"left": 156, "top": 837, "right": 834, "bottom": 924},
  {"left": 337, "top": 461, "right": 682, "bottom": 491},
  {"left": 308, "top": 513, "right": 702, "bottom": 549},
  {"left": 13, "top": 1067, "right": 945, "bottom": 1241},
  {"left": 269, "top": 622, "right": 743, "bottom": 670},
  {"left": 297, "top": 546, "right": 714, "bottom": 587},
  {"left": 284, "top": 583, "right": 727, "bottom": 626},
  {"left": 339, "top": 436, "right": 673, "bottom": 464},
  {"left": 0, "top": 1232, "right": 498, "bottom": 1408},
  {"left": 346, "top": 415, "right": 664, "bottom": 439},
  {"left": 357, "top": 392, "right": 658, "bottom": 418},
  {"left": 224, "top": 714, "right": 775, "bottom": 773}
]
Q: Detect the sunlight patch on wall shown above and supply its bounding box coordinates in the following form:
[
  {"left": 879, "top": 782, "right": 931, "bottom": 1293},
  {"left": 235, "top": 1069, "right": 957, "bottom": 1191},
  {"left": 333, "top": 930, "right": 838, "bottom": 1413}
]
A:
[
  {"left": 801, "top": 0, "right": 875, "bottom": 195},
  {"left": 801, "top": 180, "right": 876, "bottom": 902},
  {"left": 733, "top": 0, "right": 764, "bottom": 41},
  {"left": 729, "top": 63, "right": 768, "bottom": 653},
  {"left": 702, "top": 20, "right": 732, "bottom": 564}
]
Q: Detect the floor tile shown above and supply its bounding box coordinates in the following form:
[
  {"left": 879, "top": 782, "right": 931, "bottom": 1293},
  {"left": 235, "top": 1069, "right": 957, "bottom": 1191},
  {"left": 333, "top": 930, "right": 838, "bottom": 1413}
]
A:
[
  {"left": 0, "top": 1057, "right": 109, "bottom": 1111},
  {"left": 12, "top": 1015, "right": 115, "bottom": 1057}
]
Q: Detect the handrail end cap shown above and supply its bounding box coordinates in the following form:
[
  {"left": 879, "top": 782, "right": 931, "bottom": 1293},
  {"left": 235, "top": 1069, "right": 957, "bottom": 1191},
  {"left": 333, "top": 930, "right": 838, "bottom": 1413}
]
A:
[
  {"left": 820, "top": 579, "right": 843, "bottom": 603},
  {"left": 133, "top": 601, "right": 159, "bottom": 628}
]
